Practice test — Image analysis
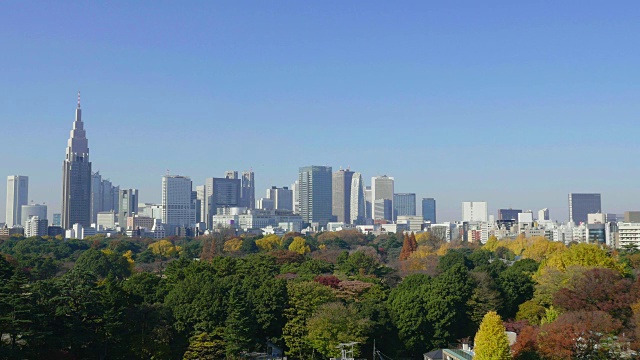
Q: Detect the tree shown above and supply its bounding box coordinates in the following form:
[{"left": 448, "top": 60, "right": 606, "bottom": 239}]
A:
[
  {"left": 552, "top": 267, "right": 634, "bottom": 322},
  {"left": 540, "top": 243, "right": 626, "bottom": 274},
  {"left": 283, "top": 281, "right": 336, "bottom": 359},
  {"left": 183, "top": 331, "right": 226, "bottom": 360},
  {"left": 224, "top": 285, "right": 254, "bottom": 357},
  {"left": 148, "top": 239, "right": 181, "bottom": 259},
  {"left": 256, "top": 235, "right": 283, "bottom": 252},
  {"left": 388, "top": 274, "right": 431, "bottom": 356},
  {"left": 223, "top": 238, "right": 243, "bottom": 253},
  {"left": 473, "top": 311, "right": 512, "bottom": 360},
  {"left": 306, "top": 302, "right": 371, "bottom": 358},
  {"left": 399, "top": 233, "right": 413, "bottom": 261},
  {"left": 289, "top": 237, "right": 311, "bottom": 254},
  {"left": 537, "top": 311, "right": 623, "bottom": 359},
  {"left": 467, "top": 271, "right": 503, "bottom": 331}
]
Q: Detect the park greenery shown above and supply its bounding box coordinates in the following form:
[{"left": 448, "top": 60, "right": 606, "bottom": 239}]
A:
[{"left": 2, "top": 230, "right": 640, "bottom": 359}]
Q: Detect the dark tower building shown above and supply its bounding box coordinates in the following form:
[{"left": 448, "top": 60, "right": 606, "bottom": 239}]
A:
[{"left": 62, "top": 92, "right": 92, "bottom": 229}]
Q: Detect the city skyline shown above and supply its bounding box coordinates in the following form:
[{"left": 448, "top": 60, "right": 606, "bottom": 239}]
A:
[{"left": 2, "top": 2, "right": 639, "bottom": 222}]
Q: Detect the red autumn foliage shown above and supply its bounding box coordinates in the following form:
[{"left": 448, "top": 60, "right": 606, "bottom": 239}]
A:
[
  {"left": 314, "top": 275, "right": 341, "bottom": 289},
  {"left": 511, "top": 324, "right": 539, "bottom": 359},
  {"left": 536, "top": 311, "right": 622, "bottom": 359},
  {"left": 553, "top": 268, "right": 634, "bottom": 321}
]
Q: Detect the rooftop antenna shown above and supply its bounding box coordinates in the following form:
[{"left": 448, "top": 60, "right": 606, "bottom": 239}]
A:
[{"left": 77, "top": 91, "right": 81, "bottom": 108}]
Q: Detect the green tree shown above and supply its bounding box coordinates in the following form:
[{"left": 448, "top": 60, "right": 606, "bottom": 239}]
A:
[
  {"left": 224, "top": 285, "right": 253, "bottom": 357},
  {"left": 388, "top": 274, "right": 431, "bottom": 356},
  {"left": 473, "top": 311, "right": 512, "bottom": 360},
  {"left": 306, "top": 302, "right": 372, "bottom": 358},
  {"left": 183, "top": 330, "right": 226, "bottom": 360},
  {"left": 467, "top": 271, "right": 503, "bottom": 332},
  {"left": 283, "top": 281, "right": 335, "bottom": 359}
]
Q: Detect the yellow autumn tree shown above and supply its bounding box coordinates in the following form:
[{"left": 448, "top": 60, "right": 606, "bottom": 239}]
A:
[
  {"left": 255, "top": 234, "right": 282, "bottom": 252},
  {"left": 473, "top": 311, "right": 512, "bottom": 360},
  {"left": 288, "top": 236, "right": 310, "bottom": 254},
  {"left": 483, "top": 235, "right": 499, "bottom": 251},
  {"left": 409, "top": 245, "right": 436, "bottom": 259},
  {"left": 223, "top": 238, "right": 243, "bottom": 253},
  {"left": 538, "top": 243, "right": 626, "bottom": 275},
  {"left": 148, "top": 239, "right": 181, "bottom": 258},
  {"left": 123, "top": 250, "right": 135, "bottom": 272},
  {"left": 521, "top": 237, "right": 566, "bottom": 262}
]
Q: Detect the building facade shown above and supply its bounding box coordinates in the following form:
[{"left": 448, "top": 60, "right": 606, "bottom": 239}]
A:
[
  {"left": 118, "top": 189, "right": 139, "bottom": 226},
  {"left": 266, "top": 186, "right": 293, "bottom": 211},
  {"left": 498, "top": 208, "right": 522, "bottom": 221},
  {"left": 462, "top": 201, "right": 488, "bottom": 222},
  {"left": 569, "top": 193, "right": 602, "bottom": 225},
  {"left": 204, "top": 177, "right": 242, "bottom": 228},
  {"left": 298, "top": 166, "right": 333, "bottom": 226},
  {"left": 25, "top": 216, "right": 48, "bottom": 237},
  {"left": 393, "top": 193, "right": 416, "bottom": 220},
  {"left": 62, "top": 94, "right": 92, "bottom": 229},
  {"left": 162, "top": 175, "right": 195, "bottom": 233},
  {"left": 21, "top": 204, "right": 47, "bottom": 227},
  {"left": 371, "top": 176, "right": 394, "bottom": 221},
  {"left": 350, "top": 173, "right": 366, "bottom": 224},
  {"left": 422, "top": 198, "right": 436, "bottom": 223},
  {"left": 332, "top": 169, "right": 354, "bottom": 224},
  {"left": 6, "top": 175, "right": 28, "bottom": 227}
]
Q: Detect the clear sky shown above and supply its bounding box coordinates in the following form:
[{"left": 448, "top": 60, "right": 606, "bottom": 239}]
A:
[{"left": 1, "top": 1, "right": 639, "bottom": 222}]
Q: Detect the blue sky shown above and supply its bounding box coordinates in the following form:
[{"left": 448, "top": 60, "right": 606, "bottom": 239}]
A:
[{"left": 1, "top": 1, "right": 639, "bottom": 222}]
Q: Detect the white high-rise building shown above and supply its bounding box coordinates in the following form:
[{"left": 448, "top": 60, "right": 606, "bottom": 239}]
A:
[
  {"left": 291, "top": 180, "right": 300, "bottom": 214},
  {"left": 6, "top": 175, "right": 28, "bottom": 227},
  {"left": 162, "top": 175, "right": 195, "bottom": 234},
  {"left": 25, "top": 216, "right": 48, "bottom": 237},
  {"left": 371, "top": 175, "right": 394, "bottom": 221},
  {"left": 462, "top": 201, "right": 488, "bottom": 222},
  {"left": 350, "top": 173, "right": 366, "bottom": 224}
]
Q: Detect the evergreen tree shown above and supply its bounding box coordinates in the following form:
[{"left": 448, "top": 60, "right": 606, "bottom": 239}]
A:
[{"left": 473, "top": 311, "right": 512, "bottom": 360}]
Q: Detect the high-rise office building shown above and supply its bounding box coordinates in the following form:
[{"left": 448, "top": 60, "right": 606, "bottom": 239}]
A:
[
  {"left": 162, "top": 175, "right": 195, "bottom": 233},
  {"left": 266, "top": 186, "right": 293, "bottom": 211},
  {"left": 195, "top": 185, "right": 205, "bottom": 223},
  {"left": 62, "top": 93, "right": 92, "bottom": 229},
  {"left": 241, "top": 171, "right": 255, "bottom": 210},
  {"left": 6, "top": 175, "right": 28, "bottom": 226},
  {"left": 364, "top": 186, "right": 372, "bottom": 220},
  {"left": 52, "top": 213, "right": 62, "bottom": 227},
  {"left": 422, "top": 198, "right": 436, "bottom": 223},
  {"left": 118, "top": 189, "right": 139, "bottom": 225},
  {"left": 21, "top": 204, "right": 47, "bottom": 227},
  {"left": 298, "top": 166, "right": 332, "bottom": 226},
  {"left": 625, "top": 211, "right": 640, "bottom": 223},
  {"left": 372, "top": 176, "right": 394, "bottom": 221},
  {"left": 350, "top": 173, "right": 366, "bottom": 224},
  {"left": 90, "top": 172, "right": 103, "bottom": 224},
  {"left": 538, "top": 208, "right": 550, "bottom": 221},
  {"left": 462, "top": 201, "right": 488, "bottom": 222},
  {"left": 393, "top": 193, "right": 416, "bottom": 220},
  {"left": 291, "top": 180, "right": 300, "bottom": 214},
  {"left": 224, "top": 171, "right": 238, "bottom": 179},
  {"left": 498, "top": 208, "right": 522, "bottom": 221},
  {"left": 569, "top": 193, "right": 602, "bottom": 225},
  {"left": 332, "top": 169, "right": 354, "bottom": 223},
  {"left": 204, "top": 177, "right": 241, "bottom": 228}
]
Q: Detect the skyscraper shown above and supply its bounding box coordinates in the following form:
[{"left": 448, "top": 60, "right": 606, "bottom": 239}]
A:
[
  {"left": 422, "top": 198, "right": 436, "bottom": 223},
  {"left": 162, "top": 175, "right": 195, "bottom": 234},
  {"left": 62, "top": 93, "right": 92, "bottom": 229},
  {"left": 350, "top": 173, "right": 366, "bottom": 224},
  {"left": 224, "top": 171, "right": 238, "bottom": 179},
  {"left": 118, "top": 189, "right": 139, "bottom": 226},
  {"left": 332, "top": 169, "right": 354, "bottom": 223},
  {"left": 90, "top": 172, "right": 103, "bottom": 224},
  {"left": 462, "top": 201, "right": 488, "bottom": 222},
  {"left": 266, "top": 186, "right": 293, "bottom": 211},
  {"left": 6, "top": 175, "right": 28, "bottom": 226},
  {"left": 298, "top": 166, "right": 332, "bottom": 226},
  {"left": 393, "top": 193, "right": 416, "bottom": 220},
  {"left": 569, "top": 193, "right": 602, "bottom": 225},
  {"left": 372, "top": 175, "right": 394, "bottom": 221},
  {"left": 204, "top": 177, "right": 241, "bottom": 228},
  {"left": 241, "top": 171, "right": 255, "bottom": 210}
]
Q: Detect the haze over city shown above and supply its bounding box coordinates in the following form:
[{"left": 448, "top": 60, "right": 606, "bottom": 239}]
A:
[{"left": 2, "top": 1, "right": 640, "bottom": 222}]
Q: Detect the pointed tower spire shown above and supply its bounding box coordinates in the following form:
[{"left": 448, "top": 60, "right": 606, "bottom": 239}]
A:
[{"left": 77, "top": 91, "right": 81, "bottom": 109}]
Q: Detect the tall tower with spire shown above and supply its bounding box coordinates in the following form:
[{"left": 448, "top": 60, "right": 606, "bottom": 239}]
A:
[{"left": 62, "top": 92, "right": 92, "bottom": 229}]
